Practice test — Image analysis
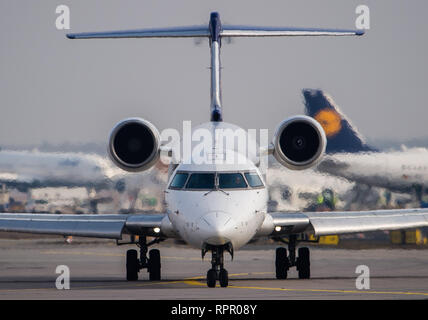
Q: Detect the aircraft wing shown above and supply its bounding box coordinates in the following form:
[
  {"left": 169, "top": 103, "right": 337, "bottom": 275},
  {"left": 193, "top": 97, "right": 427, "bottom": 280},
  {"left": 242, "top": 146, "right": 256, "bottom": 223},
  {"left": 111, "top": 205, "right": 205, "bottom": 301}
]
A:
[
  {"left": 0, "top": 213, "right": 167, "bottom": 239},
  {"left": 267, "top": 208, "right": 428, "bottom": 236}
]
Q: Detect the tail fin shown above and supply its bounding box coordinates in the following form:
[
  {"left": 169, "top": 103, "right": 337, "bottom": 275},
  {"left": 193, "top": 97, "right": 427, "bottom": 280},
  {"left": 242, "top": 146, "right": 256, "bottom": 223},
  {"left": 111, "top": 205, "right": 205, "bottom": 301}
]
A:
[
  {"left": 68, "top": 12, "right": 363, "bottom": 124},
  {"left": 303, "top": 89, "right": 376, "bottom": 153}
]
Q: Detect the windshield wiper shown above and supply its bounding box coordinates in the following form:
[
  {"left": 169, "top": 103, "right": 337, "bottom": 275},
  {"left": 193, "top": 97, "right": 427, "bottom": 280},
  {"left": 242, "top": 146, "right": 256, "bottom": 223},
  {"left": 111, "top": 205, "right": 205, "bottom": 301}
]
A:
[{"left": 204, "top": 188, "right": 229, "bottom": 196}]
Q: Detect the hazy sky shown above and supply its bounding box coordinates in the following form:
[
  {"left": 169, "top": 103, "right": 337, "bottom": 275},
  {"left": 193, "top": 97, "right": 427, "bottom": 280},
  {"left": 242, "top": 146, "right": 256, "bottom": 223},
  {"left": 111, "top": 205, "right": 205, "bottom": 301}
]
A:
[{"left": 1, "top": 0, "right": 427, "bottom": 147}]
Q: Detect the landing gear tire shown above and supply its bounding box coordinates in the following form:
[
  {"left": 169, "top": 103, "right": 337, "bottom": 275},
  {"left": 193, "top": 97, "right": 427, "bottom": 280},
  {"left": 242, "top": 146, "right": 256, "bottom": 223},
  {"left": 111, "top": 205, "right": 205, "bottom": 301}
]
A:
[
  {"left": 275, "top": 247, "right": 289, "bottom": 279},
  {"left": 148, "top": 249, "right": 161, "bottom": 281},
  {"left": 204, "top": 244, "right": 233, "bottom": 288},
  {"left": 219, "top": 269, "right": 229, "bottom": 288},
  {"left": 126, "top": 249, "right": 139, "bottom": 281},
  {"left": 297, "top": 247, "right": 310, "bottom": 279},
  {"left": 207, "top": 269, "right": 217, "bottom": 288}
]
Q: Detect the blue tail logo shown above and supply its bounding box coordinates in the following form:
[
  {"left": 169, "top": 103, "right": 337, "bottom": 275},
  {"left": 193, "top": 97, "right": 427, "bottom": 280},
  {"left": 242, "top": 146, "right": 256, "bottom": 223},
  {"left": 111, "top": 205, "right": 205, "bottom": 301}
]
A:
[{"left": 303, "top": 89, "right": 376, "bottom": 154}]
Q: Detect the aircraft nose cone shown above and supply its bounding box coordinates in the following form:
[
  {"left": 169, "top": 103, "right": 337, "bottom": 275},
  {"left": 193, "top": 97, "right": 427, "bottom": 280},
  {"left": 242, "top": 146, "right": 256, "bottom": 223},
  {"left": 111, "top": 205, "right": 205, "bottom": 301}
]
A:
[{"left": 198, "top": 211, "right": 234, "bottom": 245}]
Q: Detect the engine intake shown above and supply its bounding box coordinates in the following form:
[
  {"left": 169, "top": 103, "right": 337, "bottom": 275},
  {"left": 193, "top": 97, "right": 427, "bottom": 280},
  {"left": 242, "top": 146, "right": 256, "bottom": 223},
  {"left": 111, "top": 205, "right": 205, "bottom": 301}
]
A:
[
  {"left": 108, "top": 118, "right": 160, "bottom": 172},
  {"left": 273, "top": 115, "right": 326, "bottom": 170}
]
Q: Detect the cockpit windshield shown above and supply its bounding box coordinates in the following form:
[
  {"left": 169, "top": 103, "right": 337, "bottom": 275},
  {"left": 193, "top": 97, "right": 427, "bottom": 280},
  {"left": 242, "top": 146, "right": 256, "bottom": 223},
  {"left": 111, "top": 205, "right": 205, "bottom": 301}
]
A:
[
  {"left": 169, "top": 171, "right": 264, "bottom": 190},
  {"left": 218, "top": 173, "right": 247, "bottom": 189},
  {"left": 244, "top": 172, "right": 264, "bottom": 188},
  {"left": 169, "top": 172, "right": 189, "bottom": 189},
  {"left": 185, "top": 173, "right": 215, "bottom": 189}
]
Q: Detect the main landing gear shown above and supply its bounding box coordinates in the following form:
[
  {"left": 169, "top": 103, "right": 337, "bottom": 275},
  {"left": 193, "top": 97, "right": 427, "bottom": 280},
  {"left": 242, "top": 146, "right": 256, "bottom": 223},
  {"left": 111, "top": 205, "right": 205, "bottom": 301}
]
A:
[
  {"left": 202, "top": 243, "right": 233, "bottom": 288},
  {"left": 124, "top": 236, "right": 163, "bottom": 281},
  {"left": 275, "top": 235, "right": 311, "bottom": 280}
]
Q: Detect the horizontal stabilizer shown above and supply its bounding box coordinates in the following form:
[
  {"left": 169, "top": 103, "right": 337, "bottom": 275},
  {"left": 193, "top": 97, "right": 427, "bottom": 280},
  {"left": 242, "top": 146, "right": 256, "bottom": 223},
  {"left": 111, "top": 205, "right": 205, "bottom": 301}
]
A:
[
  {"left": 67, "top": 26, "right": 363, "bottom": 40},
  {"left": 67, "top": 26, "right": 209, "bottom": 39},
  {"left": 221, "top": 26, "right": 364, "bottom": 37},
  {"left": 67, "top": 12, "right": 365, "bottom": 125}
]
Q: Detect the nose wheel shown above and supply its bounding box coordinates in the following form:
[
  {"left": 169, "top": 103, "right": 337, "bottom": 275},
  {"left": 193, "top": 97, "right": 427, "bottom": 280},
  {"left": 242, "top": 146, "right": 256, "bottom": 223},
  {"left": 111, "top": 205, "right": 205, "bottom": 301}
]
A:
[
  {"left": 206, "top": 267, "right": 229, "bottom": 288},
  {"left": 275, "top": 235, "right": 311, "bottom": 279},
  {"left": 203, "top": 243, "right": 233, "bottom": 287},
  {"left": 206, "top": 269, "right": 217, "bottom": 287}
]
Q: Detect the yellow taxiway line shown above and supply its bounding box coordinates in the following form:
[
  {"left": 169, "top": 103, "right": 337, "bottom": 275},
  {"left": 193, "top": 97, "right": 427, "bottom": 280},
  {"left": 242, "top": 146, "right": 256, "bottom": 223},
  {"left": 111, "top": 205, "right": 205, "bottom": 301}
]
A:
[
  {"left": 0, "top": 251, "right": 418, "bottom": 297},
  {"left": 182, "top": 277, "right": 428, "bottom": 297},
  {"left": 1, "top": 273, "right": 427, "bottom": 297},
  {"left": 41, "top": 250, "right": 201, "bottom": 261}
]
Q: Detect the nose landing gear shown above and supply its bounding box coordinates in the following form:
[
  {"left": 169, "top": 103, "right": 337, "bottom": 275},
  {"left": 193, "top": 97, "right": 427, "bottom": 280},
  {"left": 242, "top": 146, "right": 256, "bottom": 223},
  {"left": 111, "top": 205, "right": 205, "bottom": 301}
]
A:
[
  {"left": 202, "top": 243, "right": 233, "bottom": 288},
  {"left": 275, "top": 235, "right": 311, "bottom": 279}
]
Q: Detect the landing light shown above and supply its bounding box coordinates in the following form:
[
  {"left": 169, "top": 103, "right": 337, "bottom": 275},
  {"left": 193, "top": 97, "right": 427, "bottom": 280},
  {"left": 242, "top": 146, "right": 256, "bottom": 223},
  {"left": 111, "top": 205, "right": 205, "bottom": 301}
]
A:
[
  {"left": 275, "top": 226, "right": 282, "bottom": 232},
  {"left": 153, "top": 227, "right": 161, "bottom": 233}
]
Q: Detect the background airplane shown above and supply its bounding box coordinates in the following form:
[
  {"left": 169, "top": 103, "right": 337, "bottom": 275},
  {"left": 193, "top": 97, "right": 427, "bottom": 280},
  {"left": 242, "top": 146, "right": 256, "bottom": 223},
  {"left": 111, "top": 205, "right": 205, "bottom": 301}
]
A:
[
  {"left": 0, "top": 149, "right": 120, "bottom": 190},
  {"left": 267, "top": 164, "right": 354, "bottom": 212},
  {"left": 304, "top": 89, "right": 428, "bottom": 204},
  {"left": 0, "top": 148, "right": 167, "bottom": 214}
]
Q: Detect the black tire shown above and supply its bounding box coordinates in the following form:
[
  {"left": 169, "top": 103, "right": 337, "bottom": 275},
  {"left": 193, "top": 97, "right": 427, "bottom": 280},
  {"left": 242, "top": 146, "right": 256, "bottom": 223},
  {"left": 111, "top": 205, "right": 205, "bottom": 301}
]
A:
[
  {"left": 219, "top": 269, "right": 228, "bottom": 288},
  {"left": 207, "top": 269, "right": 217, "bottom": 288},
  {"left": 148, "top": 249, "right": 161, "bottom": 281},
  {"left": 297, "top": 247, "right": 310, "bottom": 279},
  {"left": 275, "top": 247, "right": 289, "bottom": 279},
  {"left": 126, "top": 249, "right": 139, "bottom": 281}
]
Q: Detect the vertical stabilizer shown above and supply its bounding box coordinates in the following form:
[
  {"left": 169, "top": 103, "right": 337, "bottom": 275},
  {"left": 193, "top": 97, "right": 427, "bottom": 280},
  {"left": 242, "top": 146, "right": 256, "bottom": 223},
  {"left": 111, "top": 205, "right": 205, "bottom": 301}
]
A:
[
  {"left": 303, "top": 89, "right": 376, "bottom": 153},
  {"left": 209, "top": 12, "right": 223, "bottom": 122}
]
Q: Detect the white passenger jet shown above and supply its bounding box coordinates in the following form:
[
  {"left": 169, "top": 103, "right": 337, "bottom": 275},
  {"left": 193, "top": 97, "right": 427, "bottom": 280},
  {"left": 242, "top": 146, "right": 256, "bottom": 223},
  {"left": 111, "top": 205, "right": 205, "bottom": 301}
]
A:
[
  {"left": 1, "top": 13, "right": 427, "bottom": 288},
  {"left": 0, "top": 149, "right": 121, "bottom": 190},
  {"left": 303, "top": 89, "right": 428, "bottom": 200}
]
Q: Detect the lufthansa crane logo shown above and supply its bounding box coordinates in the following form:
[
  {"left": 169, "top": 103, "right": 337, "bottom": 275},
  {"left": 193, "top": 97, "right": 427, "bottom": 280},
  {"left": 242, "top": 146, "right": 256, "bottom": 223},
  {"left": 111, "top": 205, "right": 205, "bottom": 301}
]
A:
[{"left": 314, "top": 109, "right": 342, "bottom": 137}]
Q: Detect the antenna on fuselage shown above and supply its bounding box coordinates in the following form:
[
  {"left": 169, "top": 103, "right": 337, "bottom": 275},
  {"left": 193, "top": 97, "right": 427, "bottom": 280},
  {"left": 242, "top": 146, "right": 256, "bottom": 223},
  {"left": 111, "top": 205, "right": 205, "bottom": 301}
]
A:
[{"left": 67, "top": 12, "right": 364, "bottom": 123}]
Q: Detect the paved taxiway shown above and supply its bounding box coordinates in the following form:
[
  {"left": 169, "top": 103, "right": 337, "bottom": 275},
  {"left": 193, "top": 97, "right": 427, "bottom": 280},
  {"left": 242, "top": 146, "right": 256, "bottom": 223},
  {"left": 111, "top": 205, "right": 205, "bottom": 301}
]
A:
[{"left": 0, "top": 238, "right": 427, "bottom": 299}]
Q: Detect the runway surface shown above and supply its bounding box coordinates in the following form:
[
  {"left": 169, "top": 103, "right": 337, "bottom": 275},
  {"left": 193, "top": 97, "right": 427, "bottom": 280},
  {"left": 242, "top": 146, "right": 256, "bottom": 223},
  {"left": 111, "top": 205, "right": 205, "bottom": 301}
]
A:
[{"left": 0, "top": 238, "right": 427, "bottom": 299}]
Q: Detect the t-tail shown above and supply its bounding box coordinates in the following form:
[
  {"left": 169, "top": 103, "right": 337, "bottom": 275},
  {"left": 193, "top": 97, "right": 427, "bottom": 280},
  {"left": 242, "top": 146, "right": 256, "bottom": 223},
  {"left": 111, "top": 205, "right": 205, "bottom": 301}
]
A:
[
  {"left": 303, "top": 89, "right": 376, "bottom": 153},
  {"left": 67, "top": 12, "right": 363, "bottom": 123}
]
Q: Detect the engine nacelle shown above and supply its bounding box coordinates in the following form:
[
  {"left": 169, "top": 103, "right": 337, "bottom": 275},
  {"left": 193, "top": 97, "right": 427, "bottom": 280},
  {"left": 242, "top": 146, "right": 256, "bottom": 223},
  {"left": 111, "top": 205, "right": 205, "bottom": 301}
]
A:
[
  {"left": 108, "top": 118, "right": 160, "bottom": 172},
  {"left": 272, "top": 115, "right": 326, "bottom": 170}
]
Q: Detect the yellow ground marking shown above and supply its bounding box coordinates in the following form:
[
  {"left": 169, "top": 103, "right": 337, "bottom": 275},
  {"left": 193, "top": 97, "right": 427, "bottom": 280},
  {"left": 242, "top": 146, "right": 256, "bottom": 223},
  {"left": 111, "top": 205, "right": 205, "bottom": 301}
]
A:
[
  {"left": 41, "top": 250, "right": 123, "bottom": 257},
  {"left": 40, "top": 250, "right": 200, "bottom": 261},
  {"left": 162, "top": 256, "right": 201, "bottom": 261},
  {"left": 1, "top": 271, "right": 428, "bottom": 297},
  {"left": 0, "top": 281, "right": 166, "bottom": 293},
  {"left": 228, "top": 285, "right": 428, "bottom": 297},
  {"left": 183, "top": 279, "right": 428, "bottom": 297},
  {"left": 2, "top": 251, "right": 424, "bottom": 297},
  {"left": 0, "top": 274, "right": 261, "bottom": 293}
]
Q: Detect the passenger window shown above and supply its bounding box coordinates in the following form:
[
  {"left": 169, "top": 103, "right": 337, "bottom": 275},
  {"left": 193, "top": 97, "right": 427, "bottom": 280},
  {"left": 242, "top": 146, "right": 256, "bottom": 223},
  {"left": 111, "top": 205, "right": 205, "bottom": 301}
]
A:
[
  {"left": 186, "top": 173, "right": 215, "bottom": 189},
  {"left": 170, "top": 173, "right": 188, "bottom": 189},
  {"left": 244, "top": 172, "right": 264, "bottom": 187},
  {"left": 218, "top": 173, "right": 247, "bottom": 189}
]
